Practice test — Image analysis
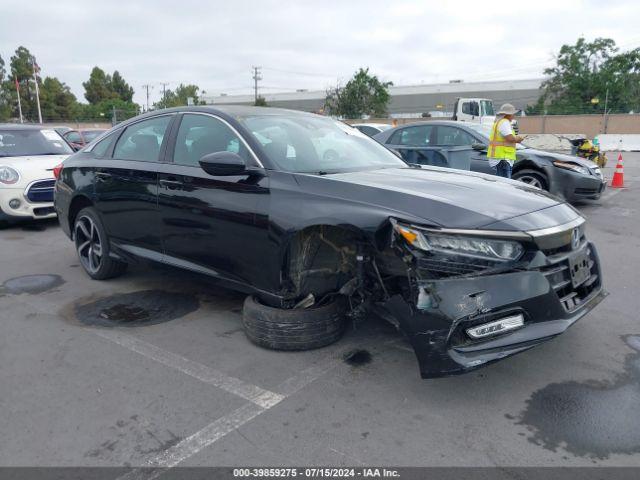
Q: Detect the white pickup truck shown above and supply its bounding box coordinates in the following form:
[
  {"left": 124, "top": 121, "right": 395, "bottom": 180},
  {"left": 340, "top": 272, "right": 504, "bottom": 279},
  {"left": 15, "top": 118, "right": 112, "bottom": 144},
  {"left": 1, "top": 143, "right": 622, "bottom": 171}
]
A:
[
  {"left": 452, "top": 98, "right": 522, "bottom": 133},
  {"left": 451, "top": 98, "right": 496, "bottom": 124}
]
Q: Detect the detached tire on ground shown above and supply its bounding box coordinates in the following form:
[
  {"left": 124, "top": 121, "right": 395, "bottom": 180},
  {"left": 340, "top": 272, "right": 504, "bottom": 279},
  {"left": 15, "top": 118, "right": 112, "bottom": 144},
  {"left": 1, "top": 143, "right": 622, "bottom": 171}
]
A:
[{"left": 242, "top": 295, "right": 347, "bottom": 351}]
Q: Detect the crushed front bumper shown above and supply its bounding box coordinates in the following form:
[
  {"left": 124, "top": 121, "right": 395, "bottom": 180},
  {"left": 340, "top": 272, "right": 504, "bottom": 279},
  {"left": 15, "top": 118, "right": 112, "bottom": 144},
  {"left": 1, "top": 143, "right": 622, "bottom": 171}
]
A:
[{"left": 382, "top": 242, "right": 606, "bottom": 378}]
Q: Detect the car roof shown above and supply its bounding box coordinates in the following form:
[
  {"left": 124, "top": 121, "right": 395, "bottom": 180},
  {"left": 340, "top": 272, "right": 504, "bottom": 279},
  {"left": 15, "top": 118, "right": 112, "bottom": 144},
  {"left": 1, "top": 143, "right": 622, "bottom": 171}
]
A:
[
  {"left": 395, "top": 120, "right": 464, "bottom": 127},
  {"left": 352, "top": 123, "right": 389, "bottom": 128},
  {"left": 139, "top": 105, "right": 318, "bottom": 119},
  {"left": 0, "top": 123, "right": 55, "bottom": 131}
]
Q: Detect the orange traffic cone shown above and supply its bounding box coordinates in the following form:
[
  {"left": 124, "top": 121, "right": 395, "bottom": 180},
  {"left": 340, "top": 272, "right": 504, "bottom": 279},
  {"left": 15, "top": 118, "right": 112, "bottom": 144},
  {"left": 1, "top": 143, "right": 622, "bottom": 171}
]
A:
[{"left": 611, "top": 153, "right": 625, "bottom": 188}]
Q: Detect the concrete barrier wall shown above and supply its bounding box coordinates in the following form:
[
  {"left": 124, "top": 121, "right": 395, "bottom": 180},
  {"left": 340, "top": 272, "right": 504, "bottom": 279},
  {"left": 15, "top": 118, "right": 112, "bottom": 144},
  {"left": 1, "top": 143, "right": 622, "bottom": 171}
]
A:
[
  {"left": 518, "top": 114, "right": 640, "bottom": 138},
  {"left": 595, "top": 134, "right": 640, "bottom": 152},
  {"left": 346, "top": 114, "right": 640, "bottom": 138},
  {"left": 43, "top": 122, "right": 112, "bottom": 130}
]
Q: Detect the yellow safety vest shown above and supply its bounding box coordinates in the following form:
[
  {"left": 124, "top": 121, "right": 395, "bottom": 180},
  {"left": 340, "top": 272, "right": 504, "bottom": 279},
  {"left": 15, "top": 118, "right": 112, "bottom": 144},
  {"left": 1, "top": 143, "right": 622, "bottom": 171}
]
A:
[{"left": 488, "top": 118, "right": 516, "bottom": 161}]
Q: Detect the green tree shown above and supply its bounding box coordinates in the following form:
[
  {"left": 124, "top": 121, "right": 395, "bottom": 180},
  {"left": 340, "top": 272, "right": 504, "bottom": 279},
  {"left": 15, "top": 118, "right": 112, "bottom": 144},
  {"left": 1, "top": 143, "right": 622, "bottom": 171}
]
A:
[
  {"left": 531, "top": 37, "right": 640, "bottom": 114},
  {"left": 78, "top": 98, "right": 140, "bottom": 123},
  {"left": 83, "top": 66, "right": 116, "bottom": 104},
  {"left": 324, "top": 68, "right": 392, "bottom": 119},
  {"left": 39, "top": 77, "right": 80, "bottom": 121},
  {"left": 254, "top": 96, "right": 267, "bottom": 107},
  {"left": 0, "top": 54, "right": 10, "bottom": 121},
  {"left": 10, "top": 46, "right": 37, "bottom": 120},
  {"left": 111, "top": 71, "right": 134, "bottom": 102},
  {"left": 154, "top": 84, "right": 203, "bottom": 109}
]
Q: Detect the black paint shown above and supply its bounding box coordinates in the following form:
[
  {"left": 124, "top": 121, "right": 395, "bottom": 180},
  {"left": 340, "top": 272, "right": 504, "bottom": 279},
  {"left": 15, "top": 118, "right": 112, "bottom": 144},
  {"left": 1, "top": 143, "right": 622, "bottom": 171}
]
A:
[
  {"left": 75, "top": 290, "right": 199, "bottom": 327},
  {"left": 515, "top": 335, "right": 640, "bottom": 459},
  {"left": 344, "top": 349, "right": 372, "bottom": 366},
  {"left": 1, "top": 274, "right": 64, "bottom": 295}
]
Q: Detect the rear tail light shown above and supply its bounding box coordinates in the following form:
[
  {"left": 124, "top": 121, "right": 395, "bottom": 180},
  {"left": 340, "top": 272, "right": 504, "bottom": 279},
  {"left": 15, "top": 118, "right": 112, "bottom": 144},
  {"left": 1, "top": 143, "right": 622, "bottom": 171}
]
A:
[{"left": 53, "top": 163, "right": 63, "bottom": 180}]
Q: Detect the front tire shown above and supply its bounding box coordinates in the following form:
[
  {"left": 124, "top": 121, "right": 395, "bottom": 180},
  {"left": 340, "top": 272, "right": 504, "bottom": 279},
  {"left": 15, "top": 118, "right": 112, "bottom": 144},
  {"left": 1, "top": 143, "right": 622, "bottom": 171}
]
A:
[
  {"left": 74, "top": 207, "right": 127, "bottom": 280},
  {"left": 513, "top": 169, "right": 549, "bottom": 191},
  {"left": 242, "top": 295, "right": 347, "bottom": 351}
]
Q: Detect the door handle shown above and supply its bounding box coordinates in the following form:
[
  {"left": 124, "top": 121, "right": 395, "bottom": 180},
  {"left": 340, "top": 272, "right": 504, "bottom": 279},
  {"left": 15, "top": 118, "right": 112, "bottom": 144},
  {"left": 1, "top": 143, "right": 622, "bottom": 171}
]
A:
[{"left": 159, "top": 178, "right": 182, "bottom": 190}]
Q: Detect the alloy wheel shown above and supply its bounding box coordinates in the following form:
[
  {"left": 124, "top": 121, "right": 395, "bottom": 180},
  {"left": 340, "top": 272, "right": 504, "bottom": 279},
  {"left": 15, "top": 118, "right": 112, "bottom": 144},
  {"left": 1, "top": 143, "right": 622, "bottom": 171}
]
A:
[
  {"left": 517, "top": 175, "right": 543, "bottom": 189},
  {"left": 75, "top": 215, "right": 103, "bottom": 274}
]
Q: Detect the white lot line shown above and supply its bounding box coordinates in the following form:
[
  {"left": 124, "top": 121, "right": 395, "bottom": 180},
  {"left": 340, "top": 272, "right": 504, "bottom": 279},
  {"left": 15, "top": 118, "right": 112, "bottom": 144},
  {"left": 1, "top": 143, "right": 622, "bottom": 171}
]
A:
[
  {"left": 92, "top": 329, "right": 284, "bottom": 409},
  {"left": 91, "top": 329, "right": 341, "bottom": 478},
  {"left": 116, "top": 353, "right": 341, "bottom": 480}
]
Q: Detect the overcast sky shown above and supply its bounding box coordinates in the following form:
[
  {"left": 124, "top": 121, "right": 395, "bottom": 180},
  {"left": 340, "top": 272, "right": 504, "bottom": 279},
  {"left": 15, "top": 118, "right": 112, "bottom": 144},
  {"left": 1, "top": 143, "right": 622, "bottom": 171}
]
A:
[{"left": 1, "top": 0, "right": 639, "bottom": 107}]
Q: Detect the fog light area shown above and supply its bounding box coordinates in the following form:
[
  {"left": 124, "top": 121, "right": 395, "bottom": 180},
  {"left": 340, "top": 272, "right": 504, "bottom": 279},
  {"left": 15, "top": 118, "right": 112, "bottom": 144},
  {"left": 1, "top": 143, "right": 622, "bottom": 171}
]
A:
[{"left": 466, "top": 314, "right": 525, "bottom": 339}]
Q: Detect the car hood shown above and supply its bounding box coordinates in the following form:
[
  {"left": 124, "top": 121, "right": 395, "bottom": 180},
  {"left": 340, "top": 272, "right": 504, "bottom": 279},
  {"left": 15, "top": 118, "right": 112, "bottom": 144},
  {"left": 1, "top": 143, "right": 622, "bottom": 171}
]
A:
[
  {"left": 295, "top": 167, "right": 578, "bottom": 230},
  {"left": 0, "top": 154, "right": 68, "bottom": 169},
  {"left": 0, "top": 155, "right": 68, "bottom": 187}
]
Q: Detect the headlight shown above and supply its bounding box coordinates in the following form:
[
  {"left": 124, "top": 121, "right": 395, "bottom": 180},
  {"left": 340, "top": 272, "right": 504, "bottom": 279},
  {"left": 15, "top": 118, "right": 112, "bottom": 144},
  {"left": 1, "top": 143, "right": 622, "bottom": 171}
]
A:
[
  {"left": 553, "top": 160, "right": 589, "bottom": 175},
  {"left": 0, "top": 166, "right": 20, "bottom": 184},
  {"left": 394, "top": 223, "right": 524, "bottom": 262}
]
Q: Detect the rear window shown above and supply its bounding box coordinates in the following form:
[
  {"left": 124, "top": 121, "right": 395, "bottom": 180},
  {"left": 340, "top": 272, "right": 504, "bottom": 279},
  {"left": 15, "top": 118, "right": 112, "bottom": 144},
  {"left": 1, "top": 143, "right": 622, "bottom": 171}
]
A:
[{"left": 0, "top": 129, "right": 73, "bottom": 157}]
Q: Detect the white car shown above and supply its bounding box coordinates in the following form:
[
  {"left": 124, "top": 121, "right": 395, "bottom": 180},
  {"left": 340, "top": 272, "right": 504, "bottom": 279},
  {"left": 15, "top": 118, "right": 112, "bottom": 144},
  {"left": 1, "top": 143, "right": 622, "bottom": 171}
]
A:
[
  {"left": 351, "top": 123, "right": 393, "bottom": 137},
  {"left": 0, "top": 124, "right": 72, "bottom": 224}
]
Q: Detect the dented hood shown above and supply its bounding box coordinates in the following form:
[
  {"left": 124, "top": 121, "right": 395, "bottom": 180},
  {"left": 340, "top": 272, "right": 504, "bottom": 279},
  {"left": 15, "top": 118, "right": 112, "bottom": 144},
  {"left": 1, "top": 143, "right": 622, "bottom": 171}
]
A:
[{"left": 294, "top": 167, "right": 576, "bottom": 230}]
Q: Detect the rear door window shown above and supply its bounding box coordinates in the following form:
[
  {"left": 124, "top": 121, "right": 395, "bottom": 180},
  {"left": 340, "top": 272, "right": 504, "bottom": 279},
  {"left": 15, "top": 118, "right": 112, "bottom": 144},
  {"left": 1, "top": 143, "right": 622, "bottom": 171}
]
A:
[
  {"left": 113, "top": 116, "right": 172, "bottom": 162},
  {"left": 434, "top": 126, "right": 475, "bottom": 146},
  {"left": 89, "top": 133, "right": 118, "bottom": 158},
  {"left": 389, "top": 125, "right": 434, "bottom": 146}
]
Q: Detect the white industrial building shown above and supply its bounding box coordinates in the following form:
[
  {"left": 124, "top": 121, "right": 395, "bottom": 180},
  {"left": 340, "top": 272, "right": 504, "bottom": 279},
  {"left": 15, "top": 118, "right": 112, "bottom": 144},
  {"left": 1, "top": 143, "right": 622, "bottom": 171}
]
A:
[{"left": 200, "top": 78, "right": 543, "bottom": 117}]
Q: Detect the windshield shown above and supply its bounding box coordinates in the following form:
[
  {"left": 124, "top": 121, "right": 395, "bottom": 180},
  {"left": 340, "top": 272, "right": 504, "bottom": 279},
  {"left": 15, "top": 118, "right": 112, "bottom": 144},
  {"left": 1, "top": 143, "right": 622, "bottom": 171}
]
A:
[
  {"left": 240, "top": 115, "right": 407, "bottom": 174},
  {"left": 0, "top": 129, "right": 73, "bottom": 157},
  {"left": 480, "top": 100, "right": 495, "bottom": 116},
  {"left": 465, "top": 122, "right": 526, "bottom": 150}
]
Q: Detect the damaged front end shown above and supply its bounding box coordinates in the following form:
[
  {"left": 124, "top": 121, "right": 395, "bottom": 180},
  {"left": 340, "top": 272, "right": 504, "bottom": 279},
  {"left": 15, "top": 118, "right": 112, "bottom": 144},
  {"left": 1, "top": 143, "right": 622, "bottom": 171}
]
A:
[{"left": 378, "top": 218, "right": 607, "bottom": 378}]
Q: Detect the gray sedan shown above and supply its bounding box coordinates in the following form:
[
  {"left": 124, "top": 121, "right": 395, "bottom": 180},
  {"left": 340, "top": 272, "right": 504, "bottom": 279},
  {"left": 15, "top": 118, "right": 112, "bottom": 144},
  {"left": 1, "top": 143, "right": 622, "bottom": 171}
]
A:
[{"left": 373, "top": 120, "right": 606, "bottom": 202}]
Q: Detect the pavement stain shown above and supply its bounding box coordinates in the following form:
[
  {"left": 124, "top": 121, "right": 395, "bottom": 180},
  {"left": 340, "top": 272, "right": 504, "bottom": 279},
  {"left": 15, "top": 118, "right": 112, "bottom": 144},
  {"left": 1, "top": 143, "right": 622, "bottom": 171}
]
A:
[
  {"left": 513, "top": 335, "right": 640, "bottom": 459},
  {"left": 344, "top": 349, "right": 372, "bottom": 367},
  {"left": 74, "top": 290, "right": 199, "bottom": 327},
  {"left": 0, "top": 274, "right": 65, "bottom": 295},
  {"left": 84, "top": 415, "right": 183, "bottom": 460}
]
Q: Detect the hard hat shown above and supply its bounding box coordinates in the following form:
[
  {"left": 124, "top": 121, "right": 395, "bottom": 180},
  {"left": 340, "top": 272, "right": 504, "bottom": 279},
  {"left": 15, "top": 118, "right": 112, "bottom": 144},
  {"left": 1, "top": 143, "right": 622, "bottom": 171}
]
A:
[{"left": 497, "top": 103, "right": 517, "bottom": 115}]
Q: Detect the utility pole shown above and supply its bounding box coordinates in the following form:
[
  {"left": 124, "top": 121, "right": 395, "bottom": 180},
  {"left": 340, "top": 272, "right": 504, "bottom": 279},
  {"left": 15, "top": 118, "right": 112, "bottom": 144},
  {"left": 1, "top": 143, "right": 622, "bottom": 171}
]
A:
[
  {"left": 252, "top": 66, "right": 262, "bottom": 103},
  {"left": 142, "top": 84, "right": 151, "bottom": 112},
  {"left": 602, "top": 87, "right": 609, "bottom": 134},
  {"left": 31, "top": 57, "right": 43, "bottom": 124},
  {"left": 14, "top": 75, "right": 23, "bottom": 123},
  {"left": 159, "top": 82, "right": 169, "bottom": 107}
]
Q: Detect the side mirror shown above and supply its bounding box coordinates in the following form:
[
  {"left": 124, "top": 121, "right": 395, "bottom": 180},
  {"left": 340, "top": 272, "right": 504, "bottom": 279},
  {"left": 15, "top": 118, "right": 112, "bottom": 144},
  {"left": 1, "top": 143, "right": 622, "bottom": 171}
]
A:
[
  {"left": 471, "top": 143, "right": 487, "bottom": 151},
  {"left": 199, "top": 151, "right": 247, "bottom": 176}
]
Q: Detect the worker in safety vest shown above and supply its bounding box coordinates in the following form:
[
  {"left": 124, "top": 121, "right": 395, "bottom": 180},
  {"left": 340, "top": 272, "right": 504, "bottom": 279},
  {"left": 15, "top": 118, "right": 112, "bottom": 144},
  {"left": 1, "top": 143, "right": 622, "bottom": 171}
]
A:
[{"left": 487, "top": 103, "right": 525, "bottom": 178}]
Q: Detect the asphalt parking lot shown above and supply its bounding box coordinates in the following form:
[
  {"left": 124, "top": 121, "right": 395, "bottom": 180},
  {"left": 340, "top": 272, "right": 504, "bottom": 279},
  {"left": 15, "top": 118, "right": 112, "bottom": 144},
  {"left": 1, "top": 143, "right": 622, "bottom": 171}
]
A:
[{"left": 1, "top": 153, "right": 639, "bottom": 471}]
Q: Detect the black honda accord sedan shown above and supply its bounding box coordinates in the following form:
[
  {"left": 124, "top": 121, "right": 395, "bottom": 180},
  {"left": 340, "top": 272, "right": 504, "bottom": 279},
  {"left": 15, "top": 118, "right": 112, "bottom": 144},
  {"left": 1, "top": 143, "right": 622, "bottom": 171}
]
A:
[{"left": 54, "top": 106, "right": 606, "bottom": 378}]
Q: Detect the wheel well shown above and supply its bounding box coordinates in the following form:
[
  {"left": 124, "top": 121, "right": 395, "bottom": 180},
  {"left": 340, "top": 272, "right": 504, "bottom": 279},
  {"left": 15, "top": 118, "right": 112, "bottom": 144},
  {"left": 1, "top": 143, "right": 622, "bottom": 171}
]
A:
[
  {"left": 513, "top": 160, "right": 545, "bottom": 175},
  {"left": 282, "top": 225, "right": 370, "bottom": 301},
  {"left": 68, "top": 196, "right": 93, "bottom": 235}
]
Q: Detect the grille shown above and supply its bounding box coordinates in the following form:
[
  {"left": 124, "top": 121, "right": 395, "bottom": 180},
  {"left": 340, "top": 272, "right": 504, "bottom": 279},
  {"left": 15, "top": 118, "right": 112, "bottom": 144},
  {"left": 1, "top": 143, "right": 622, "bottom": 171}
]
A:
[
  {"left": 574, "top": 187, "right": 599, "bottom": 196},
  {"left": 418, "top": 255, "right": 496, "bottom": 277},
  {"left": 33, "top": 206, "right": 55, "bottom": 216},
  {"left": 26, "top": 179, "right": 55, "bottom": 203},
  {"left": 540, "top": 246, "right": 600, "bottom": 312}
]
